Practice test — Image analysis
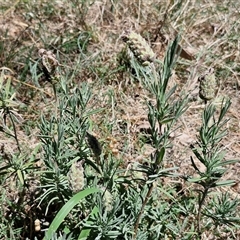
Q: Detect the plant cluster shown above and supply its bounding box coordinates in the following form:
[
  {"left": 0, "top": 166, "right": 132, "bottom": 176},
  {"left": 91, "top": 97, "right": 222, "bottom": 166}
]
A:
[{"left": 0, "top": 1, "right": 240, "bottom": 240}]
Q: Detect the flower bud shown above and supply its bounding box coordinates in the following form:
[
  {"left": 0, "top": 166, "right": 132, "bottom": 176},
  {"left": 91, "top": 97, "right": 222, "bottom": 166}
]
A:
[
  {"left": 199, "top": 68, "right": 217, "bottom": 102},
  {"left": 122, "top": 31, "right": 155, "bottom": 66},
  {"left": 103, "top": 189, "right": 113, "bottom": 211},
  {"left": 68, "top": 161, "right": 85, "bottom": 193}
]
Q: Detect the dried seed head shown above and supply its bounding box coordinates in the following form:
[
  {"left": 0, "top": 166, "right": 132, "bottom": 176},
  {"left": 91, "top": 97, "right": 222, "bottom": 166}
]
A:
[
  {"left": 38, "top": 48, "right": 59, "bottom": 76},
  {"left": 68, "top": 161, "right": 85, "bottom": 193},
  {"left": 38, "top": 48, "right": 46, "bottom": 57},
  {"left": 121, "top": 31, "right": 155, "bottom": 66},
  {"left": 107, "top": 136, "right": 119, "bottom": 156},
  {"left": 199, "top": 68, "right": 218, "bottom": 102},
  {"left": 103, "top": 189, "right": 113, "bottom": 211},
  {"left": 43, "top": 54, "right": 58, "bottom": 74}
]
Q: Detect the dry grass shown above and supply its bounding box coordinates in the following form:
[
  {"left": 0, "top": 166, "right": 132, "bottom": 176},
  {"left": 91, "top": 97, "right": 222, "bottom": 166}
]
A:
[{"left": 0, "top": 0, "right": 240, "bottom": 239}]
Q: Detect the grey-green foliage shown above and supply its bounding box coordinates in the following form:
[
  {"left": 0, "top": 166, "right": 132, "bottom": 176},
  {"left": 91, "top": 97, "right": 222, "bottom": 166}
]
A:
[
  {"left": 135, "top": 36, "right": 188, "bottom": 177},
  {"left": 189, "top": 99, "right": 236, "bottom": 187},
  {"left": 116, "top": 35, "right": 239, "bottom": 239},
  {"left": 0, "top": 190, "right": 22, "bottom": 240},
  {"left": 0, "top": 70, "right": 23, "bottom": 152},
  {"left": 204, "top": 193, "right": 240, "bottom": 228},
  {"left": 37, "top": 83, "right": 92, "bottom": 213},
  {"left": 187, "top": 99, "right": 240, "bottom": 236},
  {"left": 84, "top": 197, "right": 133, "bottom": 239},
  {"left": 119, "top": 36, "right": 190, "bottom": 239},
  {"left": 36, "top": 36, "right": 240, "bottom": 240},
  {"left": 38, "top": 232, "right": 72, "bottom": 240}
]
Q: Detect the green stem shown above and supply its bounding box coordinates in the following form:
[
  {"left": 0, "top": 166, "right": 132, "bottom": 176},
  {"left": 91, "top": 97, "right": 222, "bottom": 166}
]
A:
[
  {"left": 197, "top": 187, "right": 209, "bottom": 237},
  {"left": 133, "top": 183, "right": 154, "bottom": 239},
  {"left": 8, "top": 109, "right": 21, "bottom": 152}
]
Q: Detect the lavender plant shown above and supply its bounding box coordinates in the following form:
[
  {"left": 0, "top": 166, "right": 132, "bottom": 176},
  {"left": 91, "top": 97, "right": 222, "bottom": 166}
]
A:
[{"left": 187, "top": 99, "right": 240, "bottom": 237}]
